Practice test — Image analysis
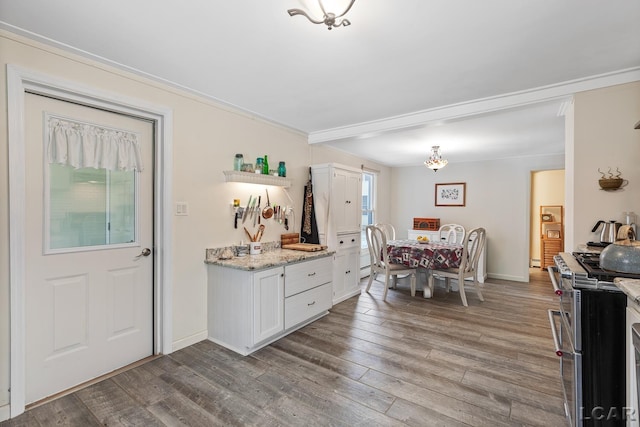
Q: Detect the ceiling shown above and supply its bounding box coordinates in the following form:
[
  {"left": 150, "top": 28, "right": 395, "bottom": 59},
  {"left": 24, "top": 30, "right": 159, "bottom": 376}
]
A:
[{"left": 1, "top": 0, "right": 639, "bottom": 166}]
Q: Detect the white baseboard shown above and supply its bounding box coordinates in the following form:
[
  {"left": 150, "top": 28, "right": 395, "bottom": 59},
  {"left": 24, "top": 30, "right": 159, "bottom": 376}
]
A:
[
  {"left": 171, "top": 330, "right": 208, "bottom": 353},
  {"left": 0, "top": 404, "right": 10, "bottom": 422},
  {"left": 332, "top": 289, "right": 362, "bottom": 305},
  {"left": 487, "top": 273, "right": 528, "bottom": 282}
]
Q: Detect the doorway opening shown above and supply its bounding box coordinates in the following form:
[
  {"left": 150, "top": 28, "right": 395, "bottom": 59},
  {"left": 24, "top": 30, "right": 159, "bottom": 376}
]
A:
[{"left": 530, "top": 169, "right": 565, "bottom": 268}]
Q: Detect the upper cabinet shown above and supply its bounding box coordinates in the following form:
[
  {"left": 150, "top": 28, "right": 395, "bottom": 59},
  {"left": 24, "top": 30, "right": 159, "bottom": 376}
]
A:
[
  {"left": 311, "top": 163, "right": 362, "bottom": 305},
  {"left": 330, "top": 167, "right": 362, "bottom": 233},
  {"left": 311, "top": 163, "right": 362, "bottom": 246}
]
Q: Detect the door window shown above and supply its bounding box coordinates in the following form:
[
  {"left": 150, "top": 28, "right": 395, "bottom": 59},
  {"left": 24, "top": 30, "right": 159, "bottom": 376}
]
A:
[{"left": 46, "top": 164, "right": 137, "bottom": 252}]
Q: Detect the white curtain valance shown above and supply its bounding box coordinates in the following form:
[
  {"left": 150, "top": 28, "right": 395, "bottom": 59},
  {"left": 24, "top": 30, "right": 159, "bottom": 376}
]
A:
[{"left": 47, "top": 117, "right": 143, "bottom": 172}]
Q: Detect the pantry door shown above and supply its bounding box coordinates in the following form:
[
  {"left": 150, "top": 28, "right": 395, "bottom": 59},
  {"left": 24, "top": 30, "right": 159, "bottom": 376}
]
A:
[{"left": 23, "top": 93, "right": 154, "bottom": 404}]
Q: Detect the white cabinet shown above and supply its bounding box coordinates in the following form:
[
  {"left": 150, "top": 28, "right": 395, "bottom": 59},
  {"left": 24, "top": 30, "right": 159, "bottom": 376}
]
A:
[
  {"left": 252, "top": 268, "right": 285, "bottom": 344},
  {"left": 285, "top": 283, "right": 332, "bottom": 329},
  {"left": 332, "top": 233, "right": 361, "bottom": 303},
  {"left": 331, "top": 168, "right": 361, "bottom": 233},
  {"left": 407, "top": 229, "right": 487, "bottom": 283},
  {"left": 312, "top": 163, "right": 362, "bottom": 245},
  {"left": 208, "top": 265, "right": 284, "bottom": 355},
  {"left": 312, "top": 164, "right": 362, "bottom": 304},
  {"left": 207, "top": 255, "right": 332, "bottom": 355}
]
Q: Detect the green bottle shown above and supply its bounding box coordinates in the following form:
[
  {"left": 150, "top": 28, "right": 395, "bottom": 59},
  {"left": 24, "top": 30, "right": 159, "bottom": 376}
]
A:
[{"left": 262, "top": 155, "right": 269, "bottom": 175}]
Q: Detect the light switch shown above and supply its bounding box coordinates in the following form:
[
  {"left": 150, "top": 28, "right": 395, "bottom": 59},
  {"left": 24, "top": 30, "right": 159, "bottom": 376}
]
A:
[{"left": 175, "top": 202, "right": 189, "bottom": 216}]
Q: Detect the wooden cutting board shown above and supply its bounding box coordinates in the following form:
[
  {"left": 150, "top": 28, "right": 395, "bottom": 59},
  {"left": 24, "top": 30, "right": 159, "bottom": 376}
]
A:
[
  {"left": 280, "top": 233, "right": 300, "bottom": 246},
  {"left": 282, "top": 243, "right": 327, "bottom": 252}
]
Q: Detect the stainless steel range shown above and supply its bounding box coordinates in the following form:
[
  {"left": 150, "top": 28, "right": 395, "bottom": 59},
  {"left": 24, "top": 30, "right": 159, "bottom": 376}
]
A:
[{"left": 549, "top": 252, "right": 633, "bottom": 426}]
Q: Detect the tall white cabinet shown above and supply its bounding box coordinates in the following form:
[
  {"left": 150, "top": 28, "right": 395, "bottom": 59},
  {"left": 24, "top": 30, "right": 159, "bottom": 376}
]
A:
[{"left": 312, "top": 163, "right": 362, "bottom": 304}]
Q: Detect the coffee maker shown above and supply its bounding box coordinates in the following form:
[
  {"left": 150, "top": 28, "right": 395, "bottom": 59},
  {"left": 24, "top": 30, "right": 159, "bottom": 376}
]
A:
[{"left": 622, "top": 211, "right": 637, "bottom": 237}]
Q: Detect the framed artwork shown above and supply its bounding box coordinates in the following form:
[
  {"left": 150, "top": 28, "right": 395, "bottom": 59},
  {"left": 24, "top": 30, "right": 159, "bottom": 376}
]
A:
[
  {"left": 435, "top": 182, "right": 466, "bottom": 207},
  {"left": 547, "top": 230, "right": 561, "bottom": 239}
]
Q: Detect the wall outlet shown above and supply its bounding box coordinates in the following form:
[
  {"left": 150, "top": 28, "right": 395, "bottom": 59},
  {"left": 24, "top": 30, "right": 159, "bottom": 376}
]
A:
[{"left": 175, "top": 202, "right": 189, "bottom": 216}]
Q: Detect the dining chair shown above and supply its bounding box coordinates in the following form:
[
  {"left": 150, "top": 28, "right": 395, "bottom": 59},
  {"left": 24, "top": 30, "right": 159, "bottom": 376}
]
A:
[
  {"left": 428, "top": 227, "right": 486, "bottom": 306},
  {"left": 365, "top": 225, "right": 417, "bottom": 300},
  {"left": 438, "top": 223, "right": 466, "bottom": 244},
  {"left": 375, "top": 223, "right": 396, "bottom": 241},
  {"left": 373, "top": 223, "right": 401, "bottom": 280}
]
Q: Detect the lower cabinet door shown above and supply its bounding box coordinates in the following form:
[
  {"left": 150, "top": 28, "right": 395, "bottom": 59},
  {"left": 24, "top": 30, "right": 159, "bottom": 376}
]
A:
[
  {"left": 285, "top": 283, "right": 332, "bottom": 329},
  {"left": 333, "top": 247, "right": 360, "bottom": 303},
  {"left": 253, "top": 267, "right": 284, "bottom": 345}
]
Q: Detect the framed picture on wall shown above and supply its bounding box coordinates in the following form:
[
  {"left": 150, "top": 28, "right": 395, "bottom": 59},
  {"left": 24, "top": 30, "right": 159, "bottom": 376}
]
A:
[{"left": 435, "top": 182, "right": 466, "bottom": 207}]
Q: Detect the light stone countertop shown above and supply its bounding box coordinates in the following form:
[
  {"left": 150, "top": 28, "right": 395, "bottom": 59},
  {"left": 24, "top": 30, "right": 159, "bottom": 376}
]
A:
[
  {"left": 614, "top": 277, "right": 640, "bottom": 306},
  {"left": 205, "top": 247, "right": 334, "bottom": 271}
]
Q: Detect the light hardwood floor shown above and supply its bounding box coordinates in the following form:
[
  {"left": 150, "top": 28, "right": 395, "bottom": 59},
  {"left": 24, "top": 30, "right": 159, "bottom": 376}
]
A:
[{"left": 2, "top": 269, "right": 567, "bottom": 426}]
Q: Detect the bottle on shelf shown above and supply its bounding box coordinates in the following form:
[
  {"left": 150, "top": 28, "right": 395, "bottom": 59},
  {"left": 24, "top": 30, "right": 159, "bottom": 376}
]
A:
[
  {"left": 262, "top": 155, "right": 269, "bottom": 175},
  {"left": 255, "top": 157, "right": 264, "bottom": 174},
  {"left": 278, "top": 161, "right": 286, "bottom": 177},
  {"left": 234, "top": 153, "right": 244, "bottom": 171}
]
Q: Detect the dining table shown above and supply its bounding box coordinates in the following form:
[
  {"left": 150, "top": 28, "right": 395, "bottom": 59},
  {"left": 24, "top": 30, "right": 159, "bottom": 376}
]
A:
[{"left": 387, "top": 239, "right": 464, "bottom": 298}]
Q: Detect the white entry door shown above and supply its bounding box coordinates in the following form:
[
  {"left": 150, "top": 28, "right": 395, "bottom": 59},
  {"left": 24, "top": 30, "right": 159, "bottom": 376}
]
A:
[{"left": 24, "top": 93, "right": 154, "bottom": 404}]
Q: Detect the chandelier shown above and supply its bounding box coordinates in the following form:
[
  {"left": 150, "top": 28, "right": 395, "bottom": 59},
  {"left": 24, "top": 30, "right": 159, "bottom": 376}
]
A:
[
  {"left": 287, "top": 0, "right": 356, "bottom": 30},
  {"left": 424, "top": 146, "right": 448, "bottom": 171}
]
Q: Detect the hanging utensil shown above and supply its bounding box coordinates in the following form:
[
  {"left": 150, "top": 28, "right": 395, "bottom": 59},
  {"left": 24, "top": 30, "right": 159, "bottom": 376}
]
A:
[
  {"left": 255, "top": 196, "right": 261, "bottom": 226},
  {"left": 234, "top": 207, "right": 244, "bottom": 229},
  {"left": 255, "top": 224, "right": 265, "bottom": 242},
  {"left": 242, "top": 195, "right": 252, "bottom": 224},
  {"left": 244, "top": 226, "right": 254, "bottom": 242},
  {"left": 262, "top": 189, "right": 274, "bottom": 219},
  {"left": 249, "top": 197, "right": 255, "bottom": 225},
  {"left": 284, "top": 206, "right": 290, "bottom": 230}
]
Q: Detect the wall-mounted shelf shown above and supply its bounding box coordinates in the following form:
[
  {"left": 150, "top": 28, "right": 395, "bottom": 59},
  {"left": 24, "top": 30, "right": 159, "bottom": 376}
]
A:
[{"left": 223, "top": 170, "right": 292, "bottom": 187}]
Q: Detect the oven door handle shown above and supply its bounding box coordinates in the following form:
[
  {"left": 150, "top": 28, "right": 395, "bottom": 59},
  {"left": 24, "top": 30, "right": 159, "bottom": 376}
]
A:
[
  {"left": 547, "top": 266, "right": 563, "bottom": 296},
  {"left": 548, "top": 309, "right": 571, "bottom": 357}
]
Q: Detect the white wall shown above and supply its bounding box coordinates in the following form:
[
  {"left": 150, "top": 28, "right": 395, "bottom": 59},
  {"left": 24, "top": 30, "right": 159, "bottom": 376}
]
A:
[
  {"left": 391, "top": 154, "right": 564, "bottom": 282},
  {"left": 0, "top": 30, "right": 387, "bottom": 412},
  {"left": 570, "top": 82, "right": 640, "bottom": 248}
]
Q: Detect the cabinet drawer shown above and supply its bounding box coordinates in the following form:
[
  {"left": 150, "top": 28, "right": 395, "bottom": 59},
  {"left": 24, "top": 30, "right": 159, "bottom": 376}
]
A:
[
  {"left": 336, "top": 232, "right": 360, "bottom": 250},
  {"left": 285, "top": 257, "right": 332, "bottom": 297},
  {"left": 285, "top": 283, "right": 332, "bottom": 329}
]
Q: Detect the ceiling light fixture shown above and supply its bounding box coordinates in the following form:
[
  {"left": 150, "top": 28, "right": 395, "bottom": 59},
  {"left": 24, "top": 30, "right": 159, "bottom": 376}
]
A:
[
  {"left": 424, "top": 146, "right": 448, "bottom": 171},
  {"left": 287, "top": 0, "right": 356, "bottom": 30}
]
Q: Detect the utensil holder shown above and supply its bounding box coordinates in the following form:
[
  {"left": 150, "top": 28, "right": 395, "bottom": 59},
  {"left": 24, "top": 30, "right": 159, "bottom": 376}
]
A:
[{"left": 249, "top": 241, "right": 262, "bottom": 255}]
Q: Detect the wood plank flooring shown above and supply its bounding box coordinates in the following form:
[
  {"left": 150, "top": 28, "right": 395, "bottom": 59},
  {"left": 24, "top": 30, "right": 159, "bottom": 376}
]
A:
[{"left": 2, "top": 269, "right": 567, "bottom": 426}]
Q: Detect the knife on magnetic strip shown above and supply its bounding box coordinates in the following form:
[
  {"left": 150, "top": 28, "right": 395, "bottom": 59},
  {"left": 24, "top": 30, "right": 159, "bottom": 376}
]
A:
[{"left": 242, "top": 195, "right": 252, "bottom": 224}]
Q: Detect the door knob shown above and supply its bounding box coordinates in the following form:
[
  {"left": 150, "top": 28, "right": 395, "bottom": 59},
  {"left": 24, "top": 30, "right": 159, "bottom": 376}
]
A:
[{"left": 135, "top": 248, "right": 151, "bottom": 259}]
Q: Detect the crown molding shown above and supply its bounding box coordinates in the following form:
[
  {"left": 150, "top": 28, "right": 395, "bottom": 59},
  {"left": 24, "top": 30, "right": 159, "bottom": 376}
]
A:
[{"left": 308, "top": 67, "right": 640, "bottom": 144}]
